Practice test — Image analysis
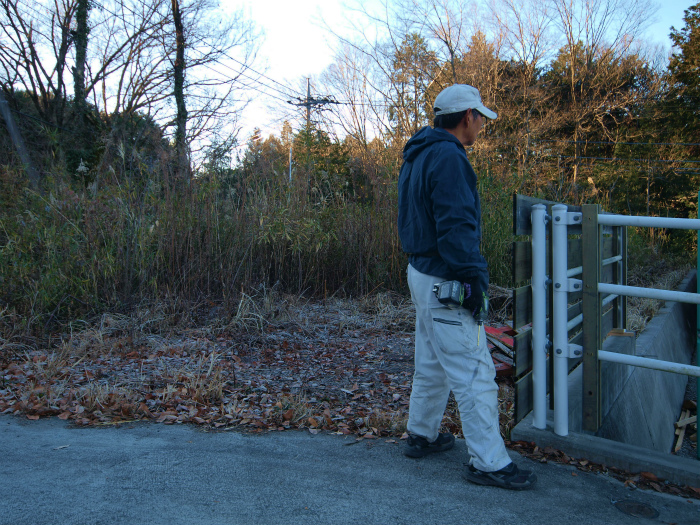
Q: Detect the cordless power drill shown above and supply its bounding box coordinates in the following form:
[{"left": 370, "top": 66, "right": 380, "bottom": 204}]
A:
[{"left": 432, "top": 280, "right": 489, "bottom": 343}]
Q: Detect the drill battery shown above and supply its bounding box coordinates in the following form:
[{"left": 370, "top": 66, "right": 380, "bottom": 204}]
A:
[
  {"left": 432, "top": 280, "right": 489, "bottom": 324},
  {"left": 432, "top": 280, "right": 465, "bottom": 308}
]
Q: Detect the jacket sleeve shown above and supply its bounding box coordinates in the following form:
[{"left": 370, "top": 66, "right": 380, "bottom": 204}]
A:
[{"left": 429, "top": 146, "right": 489, "bottom": 287}]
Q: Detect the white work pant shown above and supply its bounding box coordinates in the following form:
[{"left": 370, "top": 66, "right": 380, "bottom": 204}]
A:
[{"left": 406, "top": 264, "right": 511, "bottom": 472}]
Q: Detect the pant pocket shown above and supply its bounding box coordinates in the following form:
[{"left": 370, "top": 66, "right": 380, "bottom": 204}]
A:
[{"left": 432, "top": 316, "right": 477, "bottom": 354}]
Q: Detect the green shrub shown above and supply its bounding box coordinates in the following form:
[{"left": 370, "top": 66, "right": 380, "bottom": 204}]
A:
[{"left": 2, "top": 124, "right": 692, "bottom": 330}]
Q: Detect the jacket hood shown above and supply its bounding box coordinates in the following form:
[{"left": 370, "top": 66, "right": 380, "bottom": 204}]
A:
[{"left": 402, "top": 126, "right": 461, "bottom": 163}]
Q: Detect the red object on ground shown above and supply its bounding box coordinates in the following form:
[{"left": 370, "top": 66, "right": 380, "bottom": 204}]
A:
[
  {"left": 485, "top": 324, "right": 515, "bottom": 377},
  {"left": 490, "top": 352, "right": 514, "bottom": 376},
  {"left": 484, "top": 325, "right": 515, "bottom": 348}
]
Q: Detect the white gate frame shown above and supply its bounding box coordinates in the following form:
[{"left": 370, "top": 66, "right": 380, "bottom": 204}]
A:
[{"left": 530, "top": 205, "right": 700, "bottom": 436}]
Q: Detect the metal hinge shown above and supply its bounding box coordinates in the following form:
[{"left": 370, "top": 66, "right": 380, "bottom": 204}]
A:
[
  {"left": 554, "top": 278, "right": 582, "bottom": 292},
  {"left": 553, "top": 211, "right": 582, "bottom": 225},
  {"left": 554, "top": 344, "right": 583, "bottom": 358}
]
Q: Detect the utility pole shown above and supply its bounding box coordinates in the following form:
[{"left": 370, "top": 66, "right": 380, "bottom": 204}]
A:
[
  {"left": 288, "top": 78, "right": 340, "bottom": 130},
  {"left": 286, "top": 80, "right": 340, "bottom": 189},
  {"left": 306, "top": 79, "right": 311, "bottom": 128}
]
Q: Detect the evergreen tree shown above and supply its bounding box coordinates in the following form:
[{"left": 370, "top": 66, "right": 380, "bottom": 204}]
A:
[
  {"left": 388, "top": 33, "right": 438, "bottom": 141},
  {"left": 669, "top": 3, "right": 700, "bottom": 154}
]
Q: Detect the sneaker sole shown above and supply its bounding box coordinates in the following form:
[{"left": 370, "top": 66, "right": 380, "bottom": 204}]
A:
[
  {"left": 462, "top": 470, "right": 537, "bottom": 490},
  {"left": 403, "top": 438, "right": 455, "bottom": 458}
]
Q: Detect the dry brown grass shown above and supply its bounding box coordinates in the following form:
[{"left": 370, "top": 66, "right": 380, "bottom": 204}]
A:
[
  {"left": 270, "top": 395, "right": 314, "bottom": 427},
  {"left": 0, "top": 257, "right": 690, "bottom": 438},
  {"left": 0, "top": 308, "right": 32, "bottom": 357},
  {"left": 626, "top": 263, "right": 693, "bottom": 335}
]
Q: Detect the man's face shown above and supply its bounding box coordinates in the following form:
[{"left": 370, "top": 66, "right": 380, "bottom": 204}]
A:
[{"left": 462, "top": 109, "right": 485, "bottom": 147}]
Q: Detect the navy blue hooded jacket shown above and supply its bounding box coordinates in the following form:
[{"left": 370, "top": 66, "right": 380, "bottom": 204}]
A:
[{"left": 398, "top": 126, "right": 488, "bottom": 287}]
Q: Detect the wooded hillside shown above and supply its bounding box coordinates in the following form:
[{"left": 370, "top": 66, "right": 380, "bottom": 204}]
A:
[{"left": 1, "top": 0, "right": 699, "bottom": 328}]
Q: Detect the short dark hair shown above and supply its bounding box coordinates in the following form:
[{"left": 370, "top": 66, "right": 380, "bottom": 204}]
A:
[{"left": 433, "top": 109, "right": 468, "bottom": 129}]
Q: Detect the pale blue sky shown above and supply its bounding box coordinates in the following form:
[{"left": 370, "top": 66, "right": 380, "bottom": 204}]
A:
[
  {"left": 222, "top": 0, "right": 694, "bottom": 141},
  {"left": 229, "top": 0, "right": 691, "bottom": 81},
  {"left": 648, "top": 0, "right": 694, "bottom": 45}
]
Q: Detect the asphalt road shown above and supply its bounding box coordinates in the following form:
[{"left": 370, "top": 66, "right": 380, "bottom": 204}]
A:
[{"left": 1, "top": 416, "right": 698, "bottom": 525}]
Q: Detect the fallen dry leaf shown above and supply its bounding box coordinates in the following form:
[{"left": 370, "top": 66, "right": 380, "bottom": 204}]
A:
[{"left": 1, "top": 298, "right": 696, "bottom": 501}]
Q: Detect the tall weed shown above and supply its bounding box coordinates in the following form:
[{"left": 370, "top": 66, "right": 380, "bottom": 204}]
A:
[{"left": 5, "top": 141, "right": 672, "bottom": 329}]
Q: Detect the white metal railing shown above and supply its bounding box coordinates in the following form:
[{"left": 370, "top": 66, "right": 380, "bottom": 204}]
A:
[
  {"left": 592, "top": 214, "right": 700, "bottom": 435},
  {"left": 530, "top": 205, "right": 700, "bottom": 437},
  {"left": 531, "top": 204, "right": 548, "bottom": 429},
  {"left": 598, "top": 214, "right": 700, "bottom": 229},
  {"left": 598, "top": 350, "right": 700, "bottom": 377},
  {"left": 598, "top": 283, "right": 700, "bottom": 304},
  {"left": 552, "top": 205, "right": 580, "bottom": 435}
]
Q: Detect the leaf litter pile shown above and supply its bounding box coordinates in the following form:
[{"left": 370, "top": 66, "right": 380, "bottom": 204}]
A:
[
  {"left": 0, "top": 291, "right": 435, "bottom": 436},
  {"left": 1, "top": 288, "right": 698, "bottom": 499}
]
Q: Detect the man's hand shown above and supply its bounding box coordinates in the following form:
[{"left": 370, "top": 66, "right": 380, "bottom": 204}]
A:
[
  {"left": 433, "top": 276, "right": 489, "bottom": 321},
  {"left": 462, "top": 277, "right": 488, "bottom": 321}
]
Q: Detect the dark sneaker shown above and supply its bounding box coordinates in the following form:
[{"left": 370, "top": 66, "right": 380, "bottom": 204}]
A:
[
  {"left": 463, "top": 462, "right": 537, "bottom": 490},
  {"left": 403, "top": 432, "right": 455, "bottom": 458}
]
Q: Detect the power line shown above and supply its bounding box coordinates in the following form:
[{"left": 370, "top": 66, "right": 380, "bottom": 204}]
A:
[
  {"left": 6, "top": 0, "right": 302, "bottom": 139},
  {"left": 545, "top": 154, "right": 700, "bottom": 164},
  {"left": 15, "top": 0, "right": 56, "bottom": 26},
  {"left": 532, "top": 139, "right": 700, "bottom": 147},
  {"left": 216, "top": 51, "right": 300, "bottom": 99},
  {"left": 189, "top": 50, "right": 297, "bottom": 101},
  {"left": 94, "top": 0, "right": 302, "bottom": 101},
  {"left": 6, "top": 1, "right": 700, "bottom": 150},
  {"left": 105, "top": 0, "right": 302, "bottom": 98},
  {"left": 193, "top": 61, "right": 292, "bottom": 106},
  {"left": 331, "top": 98, "right": 395, "bottom": 108},
  {"left": 11, "top": 2, "right": 690, "bottom": 129},
  {"left": 93, "top": 0, "right": 302, "bottom": 105}
]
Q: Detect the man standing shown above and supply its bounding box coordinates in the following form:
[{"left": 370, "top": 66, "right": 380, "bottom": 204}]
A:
[{"left": 398, "top": 84, "right": 536, "bottom": 490}]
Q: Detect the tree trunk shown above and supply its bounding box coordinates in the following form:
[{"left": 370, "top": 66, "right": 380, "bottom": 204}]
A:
[
  {"left": 172, "top": 0, "right": 189, "bottom": 177},
  {"left": 73, "top": 0, "right": 89, "bottom": 122}
]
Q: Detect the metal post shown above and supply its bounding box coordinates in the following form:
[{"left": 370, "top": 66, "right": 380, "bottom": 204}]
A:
[
  {"left": 552, "top": 204, "right": 569, "bottom": 436},
  {"left": 612, "top": 225, "right": 627, "bottom": 330},
  {"left": 620, "top": 226, "right": 627, "bottom": 329},
  {"left": 582, "top": 204, "right": 602, "bottom": 433},
  {"left": 531, "top": 204, "right": 547, "bottom": 429},
  {"left": 697, "top": 190, "right": 699, "bottom": 459}
]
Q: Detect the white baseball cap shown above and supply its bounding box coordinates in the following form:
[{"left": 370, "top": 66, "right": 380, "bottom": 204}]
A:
[{"left": 433, "top": 84, "right": 497, "bottom": 119}]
